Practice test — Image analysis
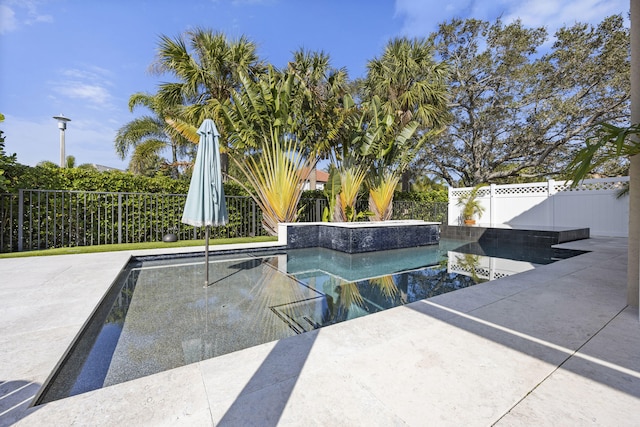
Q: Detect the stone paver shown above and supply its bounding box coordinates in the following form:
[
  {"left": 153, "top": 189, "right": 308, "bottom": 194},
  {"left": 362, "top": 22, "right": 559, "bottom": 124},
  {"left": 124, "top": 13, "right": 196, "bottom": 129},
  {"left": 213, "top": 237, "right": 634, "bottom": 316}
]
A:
[{"left": 0, "top": 238, "right": 638, "bottom": 426}]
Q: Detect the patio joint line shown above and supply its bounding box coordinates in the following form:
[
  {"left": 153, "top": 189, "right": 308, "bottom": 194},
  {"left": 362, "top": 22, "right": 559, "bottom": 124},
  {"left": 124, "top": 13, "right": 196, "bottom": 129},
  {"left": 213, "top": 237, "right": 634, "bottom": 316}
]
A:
[
  {"left": 491, "top": 304, "right": 631, "bottom": 425},
  {"left": 197, "top": 363, "right": 216, "bottom": 425}
]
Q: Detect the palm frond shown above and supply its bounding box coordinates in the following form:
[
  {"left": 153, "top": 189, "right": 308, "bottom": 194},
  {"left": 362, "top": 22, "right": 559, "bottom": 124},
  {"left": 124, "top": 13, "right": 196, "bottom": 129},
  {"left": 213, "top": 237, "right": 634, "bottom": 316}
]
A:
[
  {"left": 566, "top": 122, "right": 640, "bottom": 185},
  {"left": 165, "top": 117, "right": 199, "bottom": 144},
  {"left": 128, "top": 140, "right": 167, "bottom": 176},
  {"left": 115, "top": 116, "right": 167, "bottom": 159}
]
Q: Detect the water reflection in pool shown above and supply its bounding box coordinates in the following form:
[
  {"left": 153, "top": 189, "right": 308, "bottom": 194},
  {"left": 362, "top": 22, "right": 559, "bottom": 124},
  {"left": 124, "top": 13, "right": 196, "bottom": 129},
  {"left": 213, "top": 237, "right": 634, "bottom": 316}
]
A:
[{"left": 36, "top": 239, "right": 587, "bottom": 404}]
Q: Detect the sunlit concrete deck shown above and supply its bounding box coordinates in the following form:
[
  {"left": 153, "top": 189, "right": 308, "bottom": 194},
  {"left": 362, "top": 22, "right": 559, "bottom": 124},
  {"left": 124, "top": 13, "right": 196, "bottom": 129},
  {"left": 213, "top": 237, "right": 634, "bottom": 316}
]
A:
[{"left": 1, "top": 237, "right": 638, "bottom": 426}]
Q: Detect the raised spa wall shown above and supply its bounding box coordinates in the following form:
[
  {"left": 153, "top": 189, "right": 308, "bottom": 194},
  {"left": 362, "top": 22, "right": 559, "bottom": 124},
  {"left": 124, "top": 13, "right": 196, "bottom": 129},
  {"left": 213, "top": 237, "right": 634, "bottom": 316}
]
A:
[
  {"left": 439, "top": 224, "right": 590, "bottom": 247},
  {"left": 277, "top": 220, "right": 440, "bottom": 254}
]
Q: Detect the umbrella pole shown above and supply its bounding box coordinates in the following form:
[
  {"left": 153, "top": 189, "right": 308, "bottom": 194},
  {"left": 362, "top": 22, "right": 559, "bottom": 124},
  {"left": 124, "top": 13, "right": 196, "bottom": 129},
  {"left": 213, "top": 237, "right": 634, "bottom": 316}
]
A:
[{"left": 204, "top": 225, "right": 210, "bottom": 287}]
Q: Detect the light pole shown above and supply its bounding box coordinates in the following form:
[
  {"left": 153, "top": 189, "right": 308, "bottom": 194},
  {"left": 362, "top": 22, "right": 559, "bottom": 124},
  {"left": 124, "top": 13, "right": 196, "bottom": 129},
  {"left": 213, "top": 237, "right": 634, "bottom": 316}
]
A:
[{"left": 53, "top": 114, "right": 71, "bottom": 167}]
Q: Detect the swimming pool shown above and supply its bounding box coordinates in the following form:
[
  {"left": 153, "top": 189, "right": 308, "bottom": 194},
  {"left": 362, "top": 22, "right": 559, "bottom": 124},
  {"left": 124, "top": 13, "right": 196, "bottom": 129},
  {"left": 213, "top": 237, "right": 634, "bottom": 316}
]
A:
[{"left": 35, "top": 239, "right": 587, "bottom": 404}]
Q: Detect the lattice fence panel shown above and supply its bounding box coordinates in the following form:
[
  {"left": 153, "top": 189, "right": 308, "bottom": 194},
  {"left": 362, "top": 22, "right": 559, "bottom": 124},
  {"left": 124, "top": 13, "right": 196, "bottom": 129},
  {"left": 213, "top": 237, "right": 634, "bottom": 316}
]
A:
[
  {"left": 450, "top": 187, "right": 491, "bottom": 198},
  {"left": 448, "top": 177, "right": 629, "bottom": 236},
  {"left": 494, "top": 185, "right": 547, "bottom": 195},
  {"left": 555, "top": 179, "right": 627, "bottom": 193}
]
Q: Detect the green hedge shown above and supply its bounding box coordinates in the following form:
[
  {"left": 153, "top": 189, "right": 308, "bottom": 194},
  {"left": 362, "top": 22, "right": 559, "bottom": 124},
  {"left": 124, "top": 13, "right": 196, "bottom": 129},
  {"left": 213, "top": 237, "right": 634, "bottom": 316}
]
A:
[
  {"left": 1, "top": 164, "right": 448, "bottom": 252},
  {"left": 4, "top": 163, "right": 447, "bottom": 202},
  {"left": 394, "top": 189, "right": 448, "bottom": 203},
  {"left": 2, "top": 163, "right": 248, "bottom": 195}
]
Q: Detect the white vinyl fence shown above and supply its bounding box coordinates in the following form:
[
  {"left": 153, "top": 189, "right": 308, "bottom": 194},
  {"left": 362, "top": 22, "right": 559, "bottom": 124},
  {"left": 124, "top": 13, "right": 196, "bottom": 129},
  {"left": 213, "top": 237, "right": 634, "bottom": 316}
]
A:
[{"left": 448, "top": 177, "right": 630, "bottom": 237}]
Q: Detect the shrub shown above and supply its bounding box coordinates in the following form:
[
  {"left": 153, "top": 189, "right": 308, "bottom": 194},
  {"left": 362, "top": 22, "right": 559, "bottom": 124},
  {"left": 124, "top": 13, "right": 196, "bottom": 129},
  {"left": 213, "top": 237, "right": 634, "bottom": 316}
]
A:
[{"left": 2, "top": 162, "right": 247, "bottom": 195}]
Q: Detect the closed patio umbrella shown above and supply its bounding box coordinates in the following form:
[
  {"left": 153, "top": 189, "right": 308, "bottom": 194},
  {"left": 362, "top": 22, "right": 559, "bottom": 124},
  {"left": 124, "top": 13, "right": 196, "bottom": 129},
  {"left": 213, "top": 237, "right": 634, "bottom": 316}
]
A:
[{"left": 181, "top": 119, "right": 228, "bottom": 286}]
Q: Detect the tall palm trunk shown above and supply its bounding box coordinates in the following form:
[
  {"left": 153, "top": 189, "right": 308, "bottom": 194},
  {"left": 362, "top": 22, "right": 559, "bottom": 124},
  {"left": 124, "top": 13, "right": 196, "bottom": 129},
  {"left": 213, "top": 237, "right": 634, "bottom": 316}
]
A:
[
  {"left": 308, "top": 168, "right": 317, "bottom": 190},
  {"left": 220, "top": 152, "right": 229, "bottom": 180},
  {"left": 170, "top": 144, "right": 179, "bottom": 178},
  {"left": 401, "top": 170, "right": 411, "bottom": 192}
]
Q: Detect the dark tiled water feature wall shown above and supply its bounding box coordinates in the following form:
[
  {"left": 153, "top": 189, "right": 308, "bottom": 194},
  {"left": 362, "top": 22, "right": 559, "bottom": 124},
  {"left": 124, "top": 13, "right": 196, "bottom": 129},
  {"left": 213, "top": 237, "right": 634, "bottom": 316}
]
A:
[{"left": 283, "top": 221, "right": 441, "bottom": 253}]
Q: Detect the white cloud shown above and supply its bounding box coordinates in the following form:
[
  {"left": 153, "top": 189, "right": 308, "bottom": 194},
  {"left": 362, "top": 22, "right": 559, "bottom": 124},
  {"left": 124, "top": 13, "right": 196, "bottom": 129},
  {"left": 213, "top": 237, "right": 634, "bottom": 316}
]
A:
[
  {"left": 50, "top": 66, "right": 115, "bottom": 109},
  {"left": 0, "top": 0, "right": 52, "bottom": 33},
  {"left": 502, "top": 0, "right": 628, "bottom": 30},
  {"left": 395, "top": 0, "right": 476, "bottom": 37},
  {"left": 26, "top": 12, "right": 52, "bottom": 25},
  {"left": 394, "top": 0, "right": 629, "bottom": 38},
  {"left": 60, "top": 66, "right": 113, "bottom": 82},
  {"left": 54, "top": 83, "right": 112, "bottom": 106},
  {"left": 0, "top": 4, "right": 18, "bottom": 34}
]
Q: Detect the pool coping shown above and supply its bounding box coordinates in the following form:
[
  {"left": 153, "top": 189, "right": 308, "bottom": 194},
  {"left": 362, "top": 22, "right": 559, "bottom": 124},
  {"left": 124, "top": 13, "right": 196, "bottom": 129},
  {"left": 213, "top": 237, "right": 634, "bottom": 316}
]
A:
[
  {"left": 1, "top": 236, "right": 638, "bottom": 426},
  {"left": 441, "top": 224, "right": 590, "bottom": 245}
]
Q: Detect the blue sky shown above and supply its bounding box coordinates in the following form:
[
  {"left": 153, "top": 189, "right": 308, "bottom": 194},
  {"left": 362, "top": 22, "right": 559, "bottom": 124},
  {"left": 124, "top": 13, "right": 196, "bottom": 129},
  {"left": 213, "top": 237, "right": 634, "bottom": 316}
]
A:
[{"left": 0, "top": 0, "right": 629, "bottom": 169}]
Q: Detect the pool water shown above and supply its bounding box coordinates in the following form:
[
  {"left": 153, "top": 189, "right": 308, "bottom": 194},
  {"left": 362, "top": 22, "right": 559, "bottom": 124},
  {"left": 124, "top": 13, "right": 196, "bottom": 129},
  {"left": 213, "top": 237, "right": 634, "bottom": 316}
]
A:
[{"left": 36, "top": 239, "right": 586, "bottom": 404}]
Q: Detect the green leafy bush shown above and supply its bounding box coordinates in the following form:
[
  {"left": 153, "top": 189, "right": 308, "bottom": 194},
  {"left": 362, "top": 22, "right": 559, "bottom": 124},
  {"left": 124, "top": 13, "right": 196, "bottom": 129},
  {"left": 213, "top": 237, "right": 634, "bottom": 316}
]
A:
[
  {"left": 394, "top": 189, "right": 448, "bottom": 203},
  {"left": 1, "top": 163, "right": 249, "bottom": 195}
]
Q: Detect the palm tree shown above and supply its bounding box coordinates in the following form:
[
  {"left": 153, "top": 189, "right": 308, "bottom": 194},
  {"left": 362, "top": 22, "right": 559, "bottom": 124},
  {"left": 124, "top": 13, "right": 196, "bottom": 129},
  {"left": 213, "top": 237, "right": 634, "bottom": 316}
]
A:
[
  {"left": 456, "top": 185, "right": 486, "bottom": 223},
  {"left": 286, "top": 49, "right": 350, "bottom": 190},
  {"left": 332, "top": 96, "right": 430, "bottom": 222},
  {"left": 115, "top": 93, "right": 192, "bottom": 177},
  {"left": 127, "top": 140, "right": 166, "bottom": 176},
  {"left": 287, "top": 49, "right": 349, "bottom": 156},
  {"left": 151, "top": 28, "right": 266, "bottom": 174},
  {"left": 362, "top": 37, "right": 450, "bottom": 190},
  {"left": 217, "top": 66, "right": 317, "bottom": 235},
  {"left": 160, "top": 65, "right": 321, "bottom": 234}
]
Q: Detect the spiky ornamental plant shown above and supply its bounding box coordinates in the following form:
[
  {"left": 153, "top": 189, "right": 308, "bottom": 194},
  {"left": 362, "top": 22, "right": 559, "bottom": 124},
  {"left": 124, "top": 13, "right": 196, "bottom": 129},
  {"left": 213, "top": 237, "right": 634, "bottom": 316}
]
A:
[
  {"left": 164, "top": 65, "right": 320, "bottom": 235},
  {"left": 357, "top": 96, "right": 432, "bottom": 221},
  {"left": 333, "top": 165, "right": 368, "bottom": 222},
  {"left": 219, "top": 67, "right": 317, "bottom": 235},
  {"left": 369, "top": 275, "right": 400, "bottom": 300},
  {"left": 234, "top": 137, "right": 314, "bottom": 235},
  {"left": 337, "top": 281, "right": 365, "bottom": 310},
  {"left": 368, "top": 171, "right": 400, "bottom": 221},
  {"left": 162, "top": 78, "right": 312, "bottom": 233}
]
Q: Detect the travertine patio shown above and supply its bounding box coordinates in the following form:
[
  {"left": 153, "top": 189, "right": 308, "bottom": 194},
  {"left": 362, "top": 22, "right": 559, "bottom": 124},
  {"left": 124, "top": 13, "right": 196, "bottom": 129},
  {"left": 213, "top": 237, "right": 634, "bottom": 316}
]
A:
[{"left": 1, "top": 237, "right": 638, "bottom": 426}]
